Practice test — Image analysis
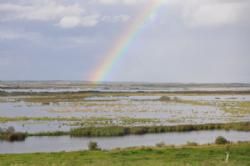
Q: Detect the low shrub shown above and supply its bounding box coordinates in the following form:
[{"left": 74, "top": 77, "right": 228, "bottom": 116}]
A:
[
  {"left": 0, "top": 132, "right": 26, "bottom": 142},
  {"left": 186, "top": 141, "right": 198, "bottom": 146},
  {"left": 0, "top": 126, "right": 26, "bottom": 142},
  {"left": 160, "top": 96, "right": 171, "bottom": 101},
  {"left": 88, "top": 141, "right": 100, "bottom": 151},
  {"left": 156, "top": 142, "right": 165, "bottom": 147},
  {"left": 215, "top": 136, "right": 229, "bottom": 145}
]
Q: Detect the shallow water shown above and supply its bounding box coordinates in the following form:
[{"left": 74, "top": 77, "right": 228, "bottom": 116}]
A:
[
  {"left": 2, "top": 86, "right": 250, "bottom": 93},
  {"left": 0, "top": 100, "right": 231, "bottom": 124},
  {"left": 1, "top": 94, "right": 250, "bottom": 133},
  {"left": 0, "top": 100, "right": 223, "bottom": 118},
  {"left": 84, "top": 96, "right": 161, "bottom": 101},
  {"left": 176, "top": 95, "right": 250, "bottom": 102},
  {"left": 0, "top": 130, "right": 250, "bottom": 154},
  {"left": 0, "top": 88, "right": 82, "bottom": 93},
  {"left": 0, "top": 121, "right": 79, "bottom": 133},
  {"left": 0, "top": 101, "right": 249, "bottom": 134}
]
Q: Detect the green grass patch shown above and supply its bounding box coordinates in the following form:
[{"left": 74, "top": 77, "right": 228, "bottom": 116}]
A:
[
  {"left": 160, "top": 95, "right": 211, "bottom": 106},
  {"left": 0, "top": 116, "right": 81, "bottom": 123},
  {"left": 0, "top": 116, "right": 160, "bottom": 127},
  {"left": 0, "top": 143, "right": 250, "bottom": 166},
  {"left": 220, "top": 101, "right": 250, "bottom": 114},
  {"left": 69, "top": 122, "right": 250, "bottom": 137}
]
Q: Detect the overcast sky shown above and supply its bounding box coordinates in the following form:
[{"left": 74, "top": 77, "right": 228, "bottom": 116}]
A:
[{"left": 0, "top": 0, "right": 249, "bottom": 83}]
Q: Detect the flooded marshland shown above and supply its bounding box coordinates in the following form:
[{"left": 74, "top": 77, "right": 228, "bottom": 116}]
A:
[{"left": 1, "top": 82, "right": 250, "bottom": 153}]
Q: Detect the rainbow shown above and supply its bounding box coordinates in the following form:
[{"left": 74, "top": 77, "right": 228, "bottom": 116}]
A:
[{"left": 89, "top": 0, "right": 164, "bottom": 83}]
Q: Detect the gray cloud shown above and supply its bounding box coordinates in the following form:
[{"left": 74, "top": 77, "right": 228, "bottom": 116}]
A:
[
  {"left": 0, "top": 0, "right": 249, "bottom": 82},
  {"left": 0, "top": 1, "right": 132, "bottom": 28}
]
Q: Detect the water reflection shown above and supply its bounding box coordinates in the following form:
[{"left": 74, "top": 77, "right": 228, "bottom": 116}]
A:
[{"left": 1, "top": 130, "right": 250, "bottom": 154}]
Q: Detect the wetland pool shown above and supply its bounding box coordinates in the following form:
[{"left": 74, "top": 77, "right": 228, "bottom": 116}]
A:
[{"left": 1, "top": 130, "right": 250, "bottom": 154}]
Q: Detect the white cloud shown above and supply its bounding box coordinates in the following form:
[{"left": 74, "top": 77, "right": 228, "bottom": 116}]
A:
[
  {"left": 92, "top": 0, "right": 144, "bottom": 5},
  {"left": 58, "top": 15, "right": 99, "bottom": 28},
  {"left": 0, "top": 1, "right": 133, "bottom": 28},
  {"left": 165, "top": 0, "right": 248, "bottom": 27},
  {"left": 59, "top": 16, "right": 81, "bottom": 28},
  {"left": 96, "top": 0, "right": 117, "bottom": 5},
  {"left": 94, "top": 0, "right": 249, "bottom": 27},
  {"left": 122, "top": 0, "right": 144, "bottom": 5},
  {"left": 0, "top": 1, "right": 101, "bottom": 28},
  {"left": 0, "top": 2, "right": 84, "bottom": 21},
  {"left": 80, "top": 15, "right": 100, "bottom": 27},
  {"left": 101, "top": 14, "right": 130, "bottom": 22},
  {"left": 0, "top": 0, "right": 249, "bottom": 29},
  {"left": 190, "top": 4, "right": 239, "bottom": 26}
]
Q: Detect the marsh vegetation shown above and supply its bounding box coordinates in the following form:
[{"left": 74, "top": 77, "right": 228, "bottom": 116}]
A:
[
  {"left": 0, "top": 126, "right": 26, "bottom": 141},
  {"left": 0, "top": 82, "right": 250, "bottom": 155}
]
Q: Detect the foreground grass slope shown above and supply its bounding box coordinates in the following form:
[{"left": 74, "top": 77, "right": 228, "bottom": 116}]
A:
[{"left": 0, "top": 143, "right": 250, "bottom": 166}]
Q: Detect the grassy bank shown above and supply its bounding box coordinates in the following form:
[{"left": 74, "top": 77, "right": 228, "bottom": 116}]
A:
[
  {"left": 0, "top": 121, "right": 248, "bottom": 142},
  {"left": 70, "top": 122, "right": 250, "bottom": 137},
  {"left": 0, "top": 143, "right": 250, "bottom": 166},
  {"left": 1, "top": 122, "right": 249, "bottom": 139},
  {"left": 25, "top": 121, "right": 250, "bottom": 137}
]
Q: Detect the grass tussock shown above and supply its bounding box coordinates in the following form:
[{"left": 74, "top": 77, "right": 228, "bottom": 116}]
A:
[
  {"left": 88, "top": 141, "right": 100, "bottom": 151},
  {"left": 0, "top": 127, "right": 26, "bottom": 142},
  {"left": 215, "top": 136, "right": 229, "bottom": 145},
  {"left": 70, "top": 126, "right": 128, "bottom": 137},
  {"left": 28, "top": 131, "right": 68, "bottom": 137},
  {"left": 69, "top": 121, "right": 250, "bottom": 137},
  {"left": 186, "top": 141, "right": 198, "bottom": 146},
  {"left": 0, "top": 132, "right": 26, "bottom": 142}
]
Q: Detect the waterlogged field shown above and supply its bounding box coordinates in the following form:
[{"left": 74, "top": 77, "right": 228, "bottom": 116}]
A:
[
  {"left": 0, "top": 82, "right": 250, "bottom": 154},
  {"left": 1, "top": 94, "right": 250, "bottom": 132}
]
